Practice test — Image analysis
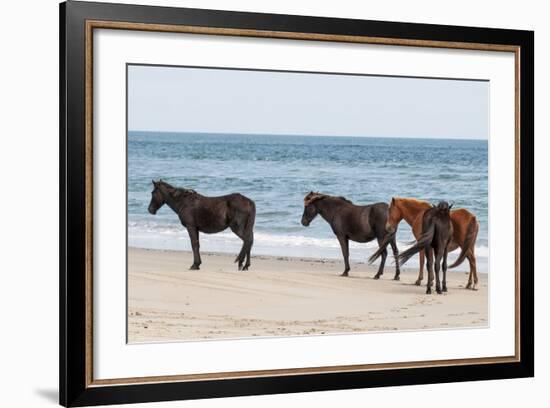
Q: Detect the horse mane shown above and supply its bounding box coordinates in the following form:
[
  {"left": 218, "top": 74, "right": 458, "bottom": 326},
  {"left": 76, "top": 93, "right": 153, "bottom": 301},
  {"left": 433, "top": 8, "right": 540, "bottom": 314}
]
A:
[
  {"left": 157, "top": 180, "right": 197, "bottom": 198},
  {"left": 392, "top": 197, "right": 432, "bottom": 214},
  {"left": 394, "top": 197, "right": 431, "bottom": 207},
  {"left": 334, "top": 195, "right": 353, "bottom": 204},
  {"left": 172, "top": 188, "right": 197, "bottom": 198},
  {"left": 395, "top": 197, "right": 458, "bottom": 213},
  {"left": 304, "top": 192, "right": 353, "bottom": 206}
]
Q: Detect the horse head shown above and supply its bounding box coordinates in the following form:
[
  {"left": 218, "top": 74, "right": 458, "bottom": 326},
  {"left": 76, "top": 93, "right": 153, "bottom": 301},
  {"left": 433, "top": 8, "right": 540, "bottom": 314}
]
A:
[
  {"left": 386, "top": 197, "right": 403, "bottom": 233},
  {"left": 301, "top": 191, "right": 324, "bottom": 226},
  {"left": 148, "top": 180, "right": 166, "bottom": 215},
  {"left": 435, "top": 200, "right": 453, "bottom": 214}
]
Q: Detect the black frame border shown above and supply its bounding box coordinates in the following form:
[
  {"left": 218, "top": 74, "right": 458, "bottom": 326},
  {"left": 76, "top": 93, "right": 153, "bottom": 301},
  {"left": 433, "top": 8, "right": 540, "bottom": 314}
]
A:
[{"left": 60, "top": 1, "right": 534, "bottom": 406}]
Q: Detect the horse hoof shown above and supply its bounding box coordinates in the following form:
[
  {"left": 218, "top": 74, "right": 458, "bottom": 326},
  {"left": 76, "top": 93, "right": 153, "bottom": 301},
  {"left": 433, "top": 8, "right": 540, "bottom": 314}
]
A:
[
  {"left": 373, "top": 274, "right": 380, "bottom": 280},
  {"left": 436, "top": 289, "right": 442, "bottom": 295},
  {"left": 340, "top": 272, "right": 349, "bottom": 277},
  {"left": 442, "top": 286, "right": 448, "bottom": 292},
  {"left": 393, "top": 275, "right": 400, "bottom": 281},
  {"left": 466, "top": 283, "right": 472, "bottom": 289},
  {"left": 415, "top": 280, "right": 422, "bottom": 286},
  {"left": 189, "top": 264, "right": 200, "bottom": 270},
  {"left": 242, "top": 266, "right": 249, "bottom": 271},
  {"left": 426, "top": 289, "right": 432, "bottom": 294}
]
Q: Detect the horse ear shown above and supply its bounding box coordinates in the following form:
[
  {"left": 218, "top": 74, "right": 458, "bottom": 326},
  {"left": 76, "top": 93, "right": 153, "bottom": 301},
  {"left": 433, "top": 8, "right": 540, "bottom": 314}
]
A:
[
  {"left": 391, "top": 197, "right": 395, "bottom": 204},
  {"left": 152, "top": 180, "right": 156, "bottom": 186},
  {"left": 448, "top": 203, "right": 454, "bottom": 210}
]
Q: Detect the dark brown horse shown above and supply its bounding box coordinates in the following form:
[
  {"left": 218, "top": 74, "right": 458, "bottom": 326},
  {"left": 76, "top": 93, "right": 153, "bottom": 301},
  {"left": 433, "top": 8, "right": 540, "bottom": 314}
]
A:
[
  {"left": 370, "top": 197, "right": 479, "bottom": 289},
  {"left": 301, "top": 192, "right": 400, "bottom": 279},
  {"left": 148, "top": 180, "right": 256, "bottom": 271},
  {"left": 398, "top": 201, "right": 456, "bottom": 294}
]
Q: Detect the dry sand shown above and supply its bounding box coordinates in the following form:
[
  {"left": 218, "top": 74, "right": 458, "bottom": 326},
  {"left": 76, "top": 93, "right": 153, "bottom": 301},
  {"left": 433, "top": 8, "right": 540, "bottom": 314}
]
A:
[{"left": 128, "top": 247, "right": 488, "bottom": 343}]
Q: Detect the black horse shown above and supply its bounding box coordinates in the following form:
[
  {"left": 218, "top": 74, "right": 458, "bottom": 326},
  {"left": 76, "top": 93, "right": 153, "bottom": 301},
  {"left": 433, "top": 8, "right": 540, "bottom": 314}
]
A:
[
  {"left": 397, "top": 201, "right": 461, "bottom": 294},
  {"left": 148, "top": 180, "right": 256, "bottom": 271},
  {"left": 301, "top": 192, "right": 400, "bottom": 279}
]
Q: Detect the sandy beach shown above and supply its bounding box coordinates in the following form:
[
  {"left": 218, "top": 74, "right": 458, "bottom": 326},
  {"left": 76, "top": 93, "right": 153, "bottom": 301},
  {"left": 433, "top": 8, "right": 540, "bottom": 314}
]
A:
[{"left": 128, "top": 247, "right": 488, "bottom": 343}]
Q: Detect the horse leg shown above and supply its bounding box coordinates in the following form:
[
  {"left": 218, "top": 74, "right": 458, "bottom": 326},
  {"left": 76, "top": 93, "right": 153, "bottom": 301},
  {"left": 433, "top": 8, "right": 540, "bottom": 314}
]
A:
[
  {"left": 243, "top": 232, "right": 254, "bottom": 271},
  {"left": 230, "top": 220, "right": 254, "bottom": 271},
  {"left": 337, "top": 235, "right": 350, "bottom": 277},
  {"left": 230, "top": 224, "right": 248, "bottom": 271},
  {"left": 374, "top": 248, "right": 387, "bottom": 279},
  {"left": 434, "top": 251, "right": 443, "bottom": 294},
  {"left": 243, "top": 209, "right": 255, "bottom": 271},
  {"left": 466, "top": 249, "right": 478, "bottom": 290},
  {"left": 412, "top": 218, "right": 424, "bottom": 285},
  {"left": 425, "top": 248, "right": 434, "bottom": 294},
  {"left": 415, "top": 250, "right": 425, "bottom": 286},
  {"left": 442, "top": 246, "right": 449, "bottom": 293},
  {"left": 373, "top": 236, "right": 387, "bottom": 279},
  {"left": 187, "top": 227, "right": 201, "bottom": 270},
  {"left": 390, "top": 237, "right": 400, "bottom": 281},
  {"left": 236, "top": 245, "right": 246, "bottom": 270}
]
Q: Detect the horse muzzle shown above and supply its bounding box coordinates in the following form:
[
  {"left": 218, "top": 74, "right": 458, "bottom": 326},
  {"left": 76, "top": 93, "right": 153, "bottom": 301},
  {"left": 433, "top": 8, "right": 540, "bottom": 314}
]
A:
[
  {"left": 301, "top": 217, "right": 310, "bottom": 227},
  {"left": 148, "top": 205, "right": 158, "bottom": 215}
]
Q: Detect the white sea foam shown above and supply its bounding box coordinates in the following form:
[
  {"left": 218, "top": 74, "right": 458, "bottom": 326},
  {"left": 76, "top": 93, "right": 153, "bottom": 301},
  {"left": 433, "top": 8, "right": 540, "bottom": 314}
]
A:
[{"left": 128, "top": 225, "right": 488, "bottom": 273}]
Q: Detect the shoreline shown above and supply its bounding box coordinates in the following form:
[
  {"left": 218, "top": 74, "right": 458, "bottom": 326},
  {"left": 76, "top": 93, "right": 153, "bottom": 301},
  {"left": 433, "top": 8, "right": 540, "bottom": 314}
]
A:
[
  {"left": 127, "top": 242, "right": 489, "bottom": 274},
  {"left": 128, "top": 247, "right": 488, "bottom": 343}
]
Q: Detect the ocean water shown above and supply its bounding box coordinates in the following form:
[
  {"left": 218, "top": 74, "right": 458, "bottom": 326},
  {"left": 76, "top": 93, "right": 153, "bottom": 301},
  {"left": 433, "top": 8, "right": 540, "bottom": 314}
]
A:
[{"left": 128, "top": 132, "right": 488, "bottom": 273}]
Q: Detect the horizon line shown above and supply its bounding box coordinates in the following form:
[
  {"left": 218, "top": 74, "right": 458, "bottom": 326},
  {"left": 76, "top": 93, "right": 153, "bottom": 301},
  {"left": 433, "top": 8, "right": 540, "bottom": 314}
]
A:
[{"left": 128, "top": 130, "right": 488, "bottom": 141}]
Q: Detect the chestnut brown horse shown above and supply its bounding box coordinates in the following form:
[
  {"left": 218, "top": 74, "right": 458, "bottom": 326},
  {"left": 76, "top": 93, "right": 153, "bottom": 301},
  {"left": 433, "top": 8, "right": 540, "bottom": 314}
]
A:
[{"left": 370, "top": 197, "right": 479, "bottom": 289}]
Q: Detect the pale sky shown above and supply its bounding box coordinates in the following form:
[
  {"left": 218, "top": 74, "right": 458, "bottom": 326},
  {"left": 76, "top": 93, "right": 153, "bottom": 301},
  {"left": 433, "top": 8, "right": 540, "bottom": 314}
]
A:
[{"left": 128, "top": 64, "right": 489, "bottom": 140}]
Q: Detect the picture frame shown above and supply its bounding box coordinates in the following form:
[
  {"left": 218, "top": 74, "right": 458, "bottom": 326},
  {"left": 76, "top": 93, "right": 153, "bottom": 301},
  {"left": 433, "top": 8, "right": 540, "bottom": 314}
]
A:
[{"left": 60, "top": 1, "right": 534, "bottom": 406}]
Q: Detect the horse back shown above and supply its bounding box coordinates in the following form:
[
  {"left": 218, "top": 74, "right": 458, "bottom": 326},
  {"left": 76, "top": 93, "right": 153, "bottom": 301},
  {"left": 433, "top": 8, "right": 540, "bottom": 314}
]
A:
[
  {"left": 197, "top": 193, "right": 254, "bottom": 209},
  {"left": 366, "top": 201, "right": 389, "bottom": 215},
  {"left": 224, "top": 193, "right": 255, "bottom": 212},
  {"left": 450, "top": 208, "right": 477, "bottom": 248}
]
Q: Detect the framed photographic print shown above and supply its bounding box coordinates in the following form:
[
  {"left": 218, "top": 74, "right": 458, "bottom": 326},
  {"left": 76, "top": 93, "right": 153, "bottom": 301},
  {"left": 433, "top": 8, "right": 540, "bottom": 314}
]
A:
[{"left": 59, "top": 1, "right": 534, "bottom": 406}]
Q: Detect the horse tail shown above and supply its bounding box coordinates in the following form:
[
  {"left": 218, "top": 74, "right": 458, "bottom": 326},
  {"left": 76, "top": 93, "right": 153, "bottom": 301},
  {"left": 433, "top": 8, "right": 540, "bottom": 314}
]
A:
[
  {"left": 368, "top": 232, "right": 395, "bottom": 264},
  {"left": 449, "top": 216, "right": 478, "bottom": 269},
  {"left": 234, "top": 198, "right": 256, "bottom": 263},
  {"left": 398, "top": 225, "right": 435, "bottom": 267},
  {"left": 247, "top": 200, "right": 256, "bottom": 234}
]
